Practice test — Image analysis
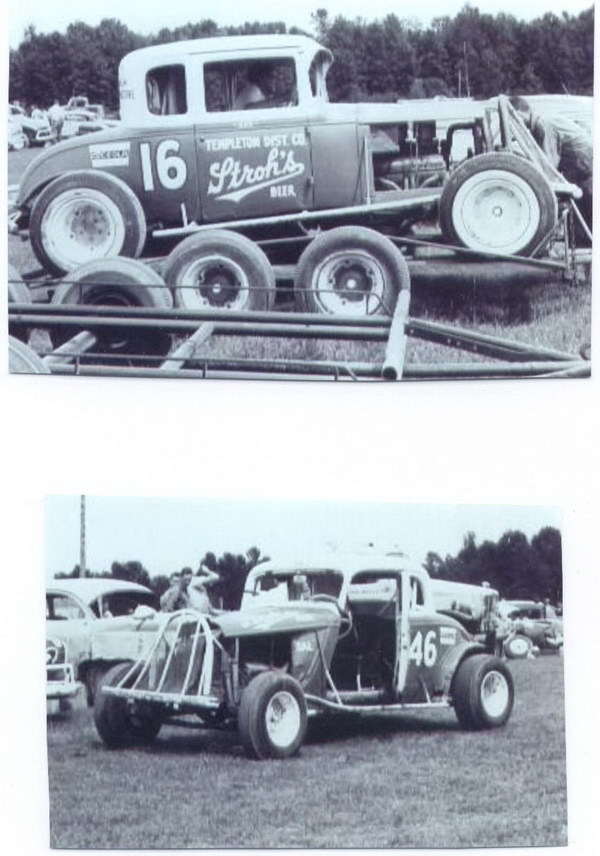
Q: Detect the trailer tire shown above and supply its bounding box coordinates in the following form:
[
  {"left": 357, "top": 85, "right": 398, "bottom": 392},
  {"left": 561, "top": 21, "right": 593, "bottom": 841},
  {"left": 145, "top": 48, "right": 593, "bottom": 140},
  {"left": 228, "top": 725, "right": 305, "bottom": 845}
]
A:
[
  {"left": 164, "top": 230, "right": 275, "bottom": 311},
  {"left": 451, "top": 654, "right": 514, "bottom": 729},
  {"left": 9, "top": 335, "right": 50, "bottom": 374},
  {"left": 238, "top": 671, "right": 307, "bottom": 759},
  {"left": 295, "top": 226, "right": 409, "bottom": 316},
  {"left": 94, "top": 662, "right": 162, "bottom": 748},
  {"left": 439, "top": 152, "right": 557, "bottom": 257},
  {"left": 30, "top": 170, "right": 147, "bottom": 276},
  {"left": 51, "top": 258, "right": 172, "bottom": 355}
]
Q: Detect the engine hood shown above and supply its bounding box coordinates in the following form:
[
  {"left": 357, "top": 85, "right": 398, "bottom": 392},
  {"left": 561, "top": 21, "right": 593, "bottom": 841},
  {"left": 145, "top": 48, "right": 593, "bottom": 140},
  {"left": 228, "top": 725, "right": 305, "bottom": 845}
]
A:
[
  {"left": 321, "top": 99, "right": 490, "bottom": 126},
  {"left": 213, "top": 603, "right": 341, "bottom": 638}
]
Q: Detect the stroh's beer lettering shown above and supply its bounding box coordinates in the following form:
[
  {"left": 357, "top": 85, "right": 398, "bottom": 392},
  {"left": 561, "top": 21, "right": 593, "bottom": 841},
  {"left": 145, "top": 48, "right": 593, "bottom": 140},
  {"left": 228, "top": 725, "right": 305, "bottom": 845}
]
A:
[{"left": 208, "top": 147, "right": 305, "bottom": 202}]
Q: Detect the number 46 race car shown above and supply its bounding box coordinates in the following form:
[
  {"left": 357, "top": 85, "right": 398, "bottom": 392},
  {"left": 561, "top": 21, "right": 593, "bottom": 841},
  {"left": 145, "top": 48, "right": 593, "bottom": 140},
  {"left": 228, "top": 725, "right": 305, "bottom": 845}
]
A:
[
  {"left": 93, "top": 556, "right": 514, "bottom": 759},
  {"left": 12, "top": 34, "right": 582, "bottom": 318}
]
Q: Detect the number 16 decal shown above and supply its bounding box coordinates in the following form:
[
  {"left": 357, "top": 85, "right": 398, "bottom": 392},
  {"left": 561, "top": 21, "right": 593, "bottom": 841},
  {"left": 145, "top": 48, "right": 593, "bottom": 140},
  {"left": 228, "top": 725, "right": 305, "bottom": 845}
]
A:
[{"left": 140, "top": 140, "right": 187, "bottom": 191}]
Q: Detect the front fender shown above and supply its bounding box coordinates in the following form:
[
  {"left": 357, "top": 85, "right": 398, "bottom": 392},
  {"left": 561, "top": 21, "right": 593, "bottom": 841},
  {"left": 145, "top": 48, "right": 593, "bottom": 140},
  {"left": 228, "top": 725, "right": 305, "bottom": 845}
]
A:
[{"left": 435, "top": 640, "right": 487, "bottom": 696}]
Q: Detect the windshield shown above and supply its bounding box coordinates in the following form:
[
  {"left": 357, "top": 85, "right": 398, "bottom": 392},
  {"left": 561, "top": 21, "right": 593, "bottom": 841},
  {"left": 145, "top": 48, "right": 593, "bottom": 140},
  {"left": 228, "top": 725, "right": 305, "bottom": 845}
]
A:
[{"left": 248, "top": 569, "right": 344, "bottom": 605}]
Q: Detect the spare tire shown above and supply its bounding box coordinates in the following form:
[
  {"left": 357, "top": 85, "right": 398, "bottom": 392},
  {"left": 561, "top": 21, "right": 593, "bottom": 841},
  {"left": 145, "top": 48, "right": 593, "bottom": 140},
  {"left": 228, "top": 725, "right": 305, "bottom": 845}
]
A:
[
  {"left": 51, "top": 257, "right": 172, "bottom": 356},
  {"left": 439, "top": 152, "right": 557, "bottom": 257},
  {"left": 30, "top": 170, "right": 147, "bottom": 276}
]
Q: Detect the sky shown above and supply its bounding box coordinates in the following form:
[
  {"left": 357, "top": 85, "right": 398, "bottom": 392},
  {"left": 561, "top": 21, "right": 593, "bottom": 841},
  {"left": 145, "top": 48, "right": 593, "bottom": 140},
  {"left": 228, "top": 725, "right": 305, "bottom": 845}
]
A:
[
  {"left": 8, "top": 0, "right": 593, "bottom": 48},
  {"left": 45, "top": 495, "right": 559, "bottom": 579}
]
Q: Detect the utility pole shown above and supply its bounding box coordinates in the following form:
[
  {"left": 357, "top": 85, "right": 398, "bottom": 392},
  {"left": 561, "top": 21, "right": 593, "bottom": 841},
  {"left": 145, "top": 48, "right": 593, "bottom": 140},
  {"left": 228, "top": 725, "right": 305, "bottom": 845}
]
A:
[
  {"left": 79, "top": 495, "right": 86, "bottom": 577},
  {"left": 463, "top": 42, "right": 471, "bottom": 98}
]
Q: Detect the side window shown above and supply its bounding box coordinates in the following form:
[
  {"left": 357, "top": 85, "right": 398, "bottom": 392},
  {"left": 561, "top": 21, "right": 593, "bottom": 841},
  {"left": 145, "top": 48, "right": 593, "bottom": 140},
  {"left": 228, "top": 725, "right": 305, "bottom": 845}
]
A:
[
  {"left": 410, "top": 578, "right": 425, "bottom": 610},
  {"left": 146, "top": 65, "right": 187, "bottom": 115},
  {"left": 204, "top": 59, "right": 297, "bottom": 113},
  {"left": 47, "top": 595, "right": 85, "bottom": 621}
]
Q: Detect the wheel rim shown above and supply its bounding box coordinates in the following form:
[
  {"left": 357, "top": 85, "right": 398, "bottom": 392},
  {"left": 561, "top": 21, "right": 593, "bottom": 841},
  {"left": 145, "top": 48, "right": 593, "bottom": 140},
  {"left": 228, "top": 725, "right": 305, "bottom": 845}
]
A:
[
  {"left": 480, "top": 670, "right": 510, "bottom": 718},
  {"left": 452, "top": 169, "right": 541, "bottom": 254},
  {"left": 265, "top": 690, "right": 301, "bottom": 749},
  {"left": 41, "top": 189, "right": 125, "bottom": 271},
  {"left": 177, "top": 255, "right": 250, "bottom": 310},
  {"left": 508, "top": 636, "right": 530, "bottom": 657},
  {"left": 310, "top": 250, "right": 387, "bottom": 315}
]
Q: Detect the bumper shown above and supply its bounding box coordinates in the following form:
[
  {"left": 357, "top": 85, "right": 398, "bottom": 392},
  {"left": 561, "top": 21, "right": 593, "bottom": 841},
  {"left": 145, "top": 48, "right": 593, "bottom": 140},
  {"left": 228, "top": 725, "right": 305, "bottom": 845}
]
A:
[{"left": 47, "top": 663, "right": 80, "bottom": 700}]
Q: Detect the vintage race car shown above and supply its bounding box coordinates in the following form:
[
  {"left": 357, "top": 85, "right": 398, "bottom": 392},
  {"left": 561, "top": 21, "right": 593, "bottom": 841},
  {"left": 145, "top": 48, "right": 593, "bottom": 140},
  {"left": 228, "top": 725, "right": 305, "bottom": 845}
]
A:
[
  {"left": 46, "top": 578, "right": 159, "bottom": 703},
  {"left": 13, "top": 35, "right": 579, "bottom": 316},
  {"left": 93, "top": 556, "right": 514, "bottom": 759},
  {"left": 499, "top": 600, "right": 563, "bottom": 658}
]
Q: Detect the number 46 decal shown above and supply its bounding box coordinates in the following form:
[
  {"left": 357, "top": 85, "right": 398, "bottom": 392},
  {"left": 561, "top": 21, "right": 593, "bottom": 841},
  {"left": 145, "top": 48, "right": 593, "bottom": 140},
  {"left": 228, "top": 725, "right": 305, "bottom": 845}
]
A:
[
  {"left": 140, "top": 140, "right": 187, "bottom": 191},
  {"left": 409, "top": 630, "right": 438, "bottom": 667}
]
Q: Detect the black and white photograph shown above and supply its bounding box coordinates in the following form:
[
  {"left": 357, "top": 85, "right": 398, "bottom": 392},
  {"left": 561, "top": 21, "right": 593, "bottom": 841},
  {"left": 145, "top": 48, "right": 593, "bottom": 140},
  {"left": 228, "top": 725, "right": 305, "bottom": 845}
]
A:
[
  {"left": 44, "top": 496, "right": 566, "bottom": 849},
  {"left": 7, "top": 0, "right": 593, "bottom": 381}
]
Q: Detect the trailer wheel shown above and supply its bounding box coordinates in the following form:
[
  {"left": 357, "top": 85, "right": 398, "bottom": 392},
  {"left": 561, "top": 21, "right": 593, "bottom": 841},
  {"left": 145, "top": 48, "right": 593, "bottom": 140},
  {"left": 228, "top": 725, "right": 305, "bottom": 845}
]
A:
[
  {"left": 504, "top": 634, "right": 533, "bottom": 660},
  {"left": 238, "top": 671, "right": 307, "bottom": 759},
  {"left": 51, "top": 258, "right": 172, "bottom": 355},
  {"left": 439, "top": 152, "right": 557, "bottom": 257},
  {"left": 94, "top": 662, "right": 162, "bottom": 748},
  {"left": 164, "top": 230, "right": 275, "bottom": 311},
  {"left": 9, "top": 336, "right": 50, "bottom": 374},
  {"left": 451, "top": 654, "right": 514, "bottom": 729},
  {"left": 30, "top": 170, "right": 147, "bottom": 276},
  {"left": 295, "top": 226, "right": 409, "bottom": 315}
]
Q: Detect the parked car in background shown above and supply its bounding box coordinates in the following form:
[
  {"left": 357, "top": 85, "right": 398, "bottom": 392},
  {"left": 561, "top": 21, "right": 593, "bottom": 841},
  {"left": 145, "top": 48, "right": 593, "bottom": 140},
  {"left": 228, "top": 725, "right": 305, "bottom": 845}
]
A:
[
  {"left": 93, "top": 555, "right": 514, "bottom": 758},
  {"left": 8, "top": 103, "right": 52, "bottom": 146},
  {"left": 7, "top": 110, "right": 28, "bottom": 151},
  {"left": 46, "top": 577, "right": 159, "bottom": 703},
  {"left": 499, "top": 600, "right": 563, "bottom": 658}
]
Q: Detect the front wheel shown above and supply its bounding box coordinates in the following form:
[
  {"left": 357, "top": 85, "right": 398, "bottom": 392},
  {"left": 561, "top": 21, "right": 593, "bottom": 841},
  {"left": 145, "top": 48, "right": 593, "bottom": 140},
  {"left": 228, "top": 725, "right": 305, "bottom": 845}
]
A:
[
  {"left": 439, "top": 152, "right": 557, "bottom": 257},
  {"left": 451, "top": 655, "right": 514, "bottom": 729},
  {"left": 94, "top": 662, "right": 162, "bottom": 748},
  {"left": 294, "top": 226, "right": 410, "bottom": 316},
  {"left": 30, "top": 170, "right": 147, "bottom": 276},
  {"left": 238, "top": 672, "right": 307, "bottom": 759}
]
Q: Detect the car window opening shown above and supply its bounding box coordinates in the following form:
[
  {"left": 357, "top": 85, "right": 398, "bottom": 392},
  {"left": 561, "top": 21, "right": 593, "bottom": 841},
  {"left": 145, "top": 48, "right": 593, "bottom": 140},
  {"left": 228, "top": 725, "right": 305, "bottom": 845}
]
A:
[
  {"left": 204, "top": 58, "right": 298, "bottom": 113},
  {"left": 146, "top": 65, "right": 187, "bottom": 115}
]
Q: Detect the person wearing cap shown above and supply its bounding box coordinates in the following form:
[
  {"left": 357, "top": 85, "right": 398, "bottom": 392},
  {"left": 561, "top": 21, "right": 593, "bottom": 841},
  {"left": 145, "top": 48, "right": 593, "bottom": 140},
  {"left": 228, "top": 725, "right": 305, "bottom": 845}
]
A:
[{"left": 188, "top": 564, "right": 221, "bottom": 614}]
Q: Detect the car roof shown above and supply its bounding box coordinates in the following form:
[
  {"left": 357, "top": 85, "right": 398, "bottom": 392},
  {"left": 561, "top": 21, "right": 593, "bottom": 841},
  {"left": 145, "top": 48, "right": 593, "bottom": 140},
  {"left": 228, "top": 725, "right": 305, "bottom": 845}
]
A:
[
  {"left": 123, "top": 34, "right": 324, "bottom": 64},
  {"left": 47, "top": 577, "right": 153, "bottom": 603}
]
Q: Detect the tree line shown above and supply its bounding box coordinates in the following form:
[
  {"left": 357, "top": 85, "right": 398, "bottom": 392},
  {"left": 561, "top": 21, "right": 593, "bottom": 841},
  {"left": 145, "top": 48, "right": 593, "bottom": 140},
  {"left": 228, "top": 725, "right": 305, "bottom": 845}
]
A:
[
  {"left": 55, "top": 525, "right": 562, "bottom": 608},
  {"left": 9, "top": 5, "right": 594, "bottom": 110}
]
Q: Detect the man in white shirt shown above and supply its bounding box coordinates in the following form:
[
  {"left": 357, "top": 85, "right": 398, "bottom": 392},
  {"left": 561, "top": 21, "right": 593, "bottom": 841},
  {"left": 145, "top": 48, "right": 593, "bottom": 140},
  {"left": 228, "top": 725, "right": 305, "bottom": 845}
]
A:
[{"left": 188, "top": 564, "right": 221, "bottom": 613}]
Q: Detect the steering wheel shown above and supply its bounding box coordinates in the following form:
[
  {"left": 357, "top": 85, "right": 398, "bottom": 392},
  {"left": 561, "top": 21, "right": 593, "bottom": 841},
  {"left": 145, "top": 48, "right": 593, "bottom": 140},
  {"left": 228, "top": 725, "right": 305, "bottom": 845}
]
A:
[{"left": 310, "top": 594, "right": 353, "bottom": 639}]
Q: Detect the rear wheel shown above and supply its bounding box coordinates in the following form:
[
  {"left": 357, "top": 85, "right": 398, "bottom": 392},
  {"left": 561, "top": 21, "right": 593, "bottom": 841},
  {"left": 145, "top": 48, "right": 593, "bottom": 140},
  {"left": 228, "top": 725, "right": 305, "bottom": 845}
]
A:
[
  {"left": 94, "top": 662, "right": 162, "bottom": 748},
  {"left": 451, "top": 655, "right": 514, "bottom": 729},
  {"left": 295, "top": 226, "right": 409, "bottom": 316},
  {"left": 238, "top": 672, "right": 307, "bottom": 759},
  {"left": 164, "top": 230, "right": 275, "bottom": 311},
  {"left": 439, "top": 152, "right": 557, "bottom": 257},
  {"left": 30, "top": 170, "right": 147, "bottom": 276}
]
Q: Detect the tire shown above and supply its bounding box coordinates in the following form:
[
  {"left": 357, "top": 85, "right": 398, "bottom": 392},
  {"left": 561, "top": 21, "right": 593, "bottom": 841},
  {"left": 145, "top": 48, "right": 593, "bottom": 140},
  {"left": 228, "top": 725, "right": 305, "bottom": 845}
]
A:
[
  {"left": 238, "top": 672, "right": 307, "bottom": 759},
  {"left": 51, "top": 257, "right": 172, "bottom": 356},
  {"left": 451, "top": 654, "right": 514, "bottom": 729},
  {"left": 439, "top": 152, "right": 557, "bottom": 257},
  {"left": 8, "top": 335, "right": 50, "bottom": 374},
  {"left": 30, "top": 170, "right": 147, "bottom": 276},
  {"left": 504, "top": 634, "right": 533, "bottom": 660},
  {"left": 94, "top": 662, "right": 162, "bottom": 749},
  {"left": 8, "top": 263, "right": 31, "bottom": 304},
  {"left": 295, "top": 226, "right": 410, "bottom": 316},
  {"left": 164, "top": 230, "right": 275, "bottom": 311}
]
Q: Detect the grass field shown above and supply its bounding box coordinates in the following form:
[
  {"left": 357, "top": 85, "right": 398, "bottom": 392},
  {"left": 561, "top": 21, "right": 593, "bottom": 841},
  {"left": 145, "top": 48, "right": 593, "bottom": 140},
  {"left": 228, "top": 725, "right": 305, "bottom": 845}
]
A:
[
  {"left": 47, "top": 655, "right": 566, "bottom": 849},
  {"left": 8, "top": 147, "right": 591, "bottom": 370}
]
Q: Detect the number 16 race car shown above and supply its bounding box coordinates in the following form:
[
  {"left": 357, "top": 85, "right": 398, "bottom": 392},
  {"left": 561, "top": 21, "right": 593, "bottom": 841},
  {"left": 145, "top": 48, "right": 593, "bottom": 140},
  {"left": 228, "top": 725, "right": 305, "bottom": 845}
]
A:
[
  {"left": 11, "top": 34, "right": 581, "bottom": 317},
  {"left": 93, "top": 556, "right": 514, "bottom": 759}
]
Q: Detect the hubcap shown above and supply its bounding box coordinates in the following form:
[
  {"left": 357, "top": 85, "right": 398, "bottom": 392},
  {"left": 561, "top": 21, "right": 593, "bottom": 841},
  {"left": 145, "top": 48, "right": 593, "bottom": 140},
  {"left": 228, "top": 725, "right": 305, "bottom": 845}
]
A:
[
  {"left": 311, "top": 250, "right": 387, "bottom": 315},
  {"left": 452, "top": 169, "right": 541, "bottom": 255},
  {"left": 508, "top": 636, "right": 530, "bottom": 657},
  {"left": 480, "top": 670, "right": 509, "bottom": 717},
  {"left": 265, "top": 690, "right": 301, "bottom": 749},
  {"left": 178, "top": 255, "right": 250, "bottom": 309},
  {"left": 41, "top": 189, "right": 125, "bottom": 271}
]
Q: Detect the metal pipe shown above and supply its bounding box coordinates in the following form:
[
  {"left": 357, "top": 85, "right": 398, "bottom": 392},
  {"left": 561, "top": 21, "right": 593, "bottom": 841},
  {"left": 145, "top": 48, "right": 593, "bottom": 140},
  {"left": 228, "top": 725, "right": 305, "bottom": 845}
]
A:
[
  {"left": 382, "top": 289, "right": 411, "bottom": 380},
  {"left": 160, "top": 323, "right": 215, "bottom": 371},
  {"left": 389, "top": 234, "right": 567, "bottom": 270},
  {"left": 42, "top": 331, "right": 97, "bottom": 367}
]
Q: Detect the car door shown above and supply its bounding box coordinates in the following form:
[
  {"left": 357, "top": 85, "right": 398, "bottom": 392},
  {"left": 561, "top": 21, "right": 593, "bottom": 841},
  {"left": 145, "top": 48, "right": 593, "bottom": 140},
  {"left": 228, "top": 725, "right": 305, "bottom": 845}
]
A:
[{"left": 196, "top": 57, "right": 314, "bottom": 222}]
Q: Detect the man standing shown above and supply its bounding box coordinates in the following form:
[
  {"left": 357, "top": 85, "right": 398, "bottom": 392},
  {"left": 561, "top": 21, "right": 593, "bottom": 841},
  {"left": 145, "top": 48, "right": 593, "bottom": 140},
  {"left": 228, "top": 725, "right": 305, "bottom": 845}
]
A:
[
  {"left": 160, "top": 569, "right": 192, "bottom": 612},
  {"left": 47, "top": 99, "right": 65, "bottom": 142},
  {"left": 509, "top": 95, "right": 593, "bottom": 237},
  {"left": 188, "top": 564, "right": 221, "bottom": 614}
]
